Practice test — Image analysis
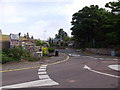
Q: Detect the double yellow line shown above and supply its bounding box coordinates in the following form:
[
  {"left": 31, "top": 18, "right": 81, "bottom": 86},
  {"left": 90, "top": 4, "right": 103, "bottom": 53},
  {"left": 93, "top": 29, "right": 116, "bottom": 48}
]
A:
[{"left": 0, "top": 53, "right": 70, "bottom": 73}]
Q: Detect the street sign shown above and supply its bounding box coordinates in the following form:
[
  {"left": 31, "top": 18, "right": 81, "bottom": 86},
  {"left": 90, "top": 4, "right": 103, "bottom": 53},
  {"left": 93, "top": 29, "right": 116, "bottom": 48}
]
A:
[
  {"left": 10, "top": 34, "right": 19, "bottom": 40},
  {"left": 9, "top": 34, "right": 20, "bottom": 48}
]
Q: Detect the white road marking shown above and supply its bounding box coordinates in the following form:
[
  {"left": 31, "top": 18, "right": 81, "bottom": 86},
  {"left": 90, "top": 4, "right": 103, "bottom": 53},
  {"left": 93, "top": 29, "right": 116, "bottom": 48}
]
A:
[
  {"left": 0, "top": 79, "right": 59, "bottom": 89},
  {"left": 39, "top": 75, "right": 50, "bottom": 79},
  {"left": 40, "top": 67, "right": 47, "bottom": 69},
  {"left": 38, "top": 69, "right": 46, "bottom": 71},
  {"left": 38, "top": 72, "right": 47, "bottom": 74},
  {"left": 99, "top": 58, "right": 104, "bottom": 60},
  {"left": 41, "top": 65, "right": 47, "bottom": 67},
  {"left": 83, "top": 56, "right": 119, "bottom": 61},
  {"left": 112, "top": 59, "right": 118, "bottom": 60},
  {"left": 108, "top": 65, "right": 120, "bottom": 71},
  {"left": 84, "top": 56, "right": 95, "bottom": 59},
  {"left": 68, "top": 54, "right": 80, "bottom": 57},
  {"left": 1, "top": 64, "right": 59, "bottom": 89},
  {"left": 37, "top": 65, "right": 59, "bottom": 86},
  {"left": 83, "top": 65, "right": 120, "bottom": 78},
  {"left": 94, "top": 58, "right": 98, "bottom": 60}
]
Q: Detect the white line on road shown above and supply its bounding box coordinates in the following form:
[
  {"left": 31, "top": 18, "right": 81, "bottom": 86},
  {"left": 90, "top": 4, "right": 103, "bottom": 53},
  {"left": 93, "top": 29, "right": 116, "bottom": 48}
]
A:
[
  {"left": 39, "top": 75, "right": 50, "bottom": 79},
  {"left": 38, "top": 65, "right": 59, "bottom": 86},
  {"left": 99, "top": 58, "right": 104, "bottom": 60},
  {"left": 1, "top": 64, "right": 59, "bottom": 89},
  {"left": 0, "top": 79, "right": 59, "bottom": 89},
  {"left": 83, "top": 56, "right": 119, "bottom": 61},
  {"left": 40, "top": 67, "right": 47, "bottom": 69},
  {"left": 112, "top": 59, "right": 118, "bottom": 60},
  {"left": 68, "top": 54, "right": 80, "bottom": 57},
  {"left": 38, "top": 72, "right": 47, "bottom": 74},
  {"left": 38, "top": 69, "right": 46, "bottom": 71},
  {"left": 94, "top": 58, "right": 98, "bottom": 60},
  {"left": 41, "top": 65, "right": 47, "bottom": 67},
  {"left": 83, "top": 65, "right": 120, "bottom": 78}
]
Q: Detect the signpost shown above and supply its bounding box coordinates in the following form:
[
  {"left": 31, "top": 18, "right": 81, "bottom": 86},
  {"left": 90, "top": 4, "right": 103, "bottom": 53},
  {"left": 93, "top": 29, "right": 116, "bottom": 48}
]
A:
[{"left": 9, "top": 34, "right": 20, "bottom": 48}]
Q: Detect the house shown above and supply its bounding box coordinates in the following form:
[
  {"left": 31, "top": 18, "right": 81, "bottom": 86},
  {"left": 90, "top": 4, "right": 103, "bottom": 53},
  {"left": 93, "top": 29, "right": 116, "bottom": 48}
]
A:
[{"left": 53, "top": 38, "right": 63, "bottom": 46}]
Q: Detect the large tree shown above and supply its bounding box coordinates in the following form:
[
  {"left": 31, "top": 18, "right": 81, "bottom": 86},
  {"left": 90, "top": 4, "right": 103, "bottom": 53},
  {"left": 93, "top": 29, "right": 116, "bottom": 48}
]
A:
[
  {"left": 104, "top": 1, "right": 120, "bottom": 48},
  {"left": 71, "top": 5, "right": 109, "bottom": 48},
  {"left": 55, "top": 28, "right": 68, "bottom": 40},
  {"left": 71, "top": 1, "right": 120, "bottom": 48}
]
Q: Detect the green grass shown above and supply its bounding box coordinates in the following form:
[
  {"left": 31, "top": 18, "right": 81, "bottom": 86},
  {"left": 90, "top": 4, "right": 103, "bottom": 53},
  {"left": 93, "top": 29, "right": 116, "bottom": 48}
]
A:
[{"left": 2, "top": 34, "right": 27, "bottom": 41}]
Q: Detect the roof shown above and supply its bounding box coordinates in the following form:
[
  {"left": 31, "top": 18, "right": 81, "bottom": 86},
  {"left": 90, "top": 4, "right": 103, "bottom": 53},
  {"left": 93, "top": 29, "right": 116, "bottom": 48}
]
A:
[{"left": 53, "top": 38, "right": 63, "bottom": 43}]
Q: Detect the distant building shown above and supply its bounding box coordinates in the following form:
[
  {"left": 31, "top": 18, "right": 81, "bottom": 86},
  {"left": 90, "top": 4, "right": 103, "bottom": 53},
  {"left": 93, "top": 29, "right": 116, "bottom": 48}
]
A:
[{"left": 53, "top": 38, "right": 63, "bottom": 45}]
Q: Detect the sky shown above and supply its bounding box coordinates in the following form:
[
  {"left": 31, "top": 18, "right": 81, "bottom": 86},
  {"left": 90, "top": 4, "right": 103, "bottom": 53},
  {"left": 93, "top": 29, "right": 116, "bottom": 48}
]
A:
[{"left": 0, "top": 0, "right": 118, "bottom": 40}]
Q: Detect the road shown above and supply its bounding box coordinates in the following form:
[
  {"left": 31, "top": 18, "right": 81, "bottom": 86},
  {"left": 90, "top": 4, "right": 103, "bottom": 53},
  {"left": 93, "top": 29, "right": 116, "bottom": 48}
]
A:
[{"left": 1, "top": 48, "right": 119, "bottom": 89}]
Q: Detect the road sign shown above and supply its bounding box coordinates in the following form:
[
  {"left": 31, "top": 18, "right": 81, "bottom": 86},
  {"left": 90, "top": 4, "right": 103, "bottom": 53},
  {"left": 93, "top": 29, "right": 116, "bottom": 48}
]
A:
[{"left": 10, "top": 34, "right": 20, "bottom": 47}]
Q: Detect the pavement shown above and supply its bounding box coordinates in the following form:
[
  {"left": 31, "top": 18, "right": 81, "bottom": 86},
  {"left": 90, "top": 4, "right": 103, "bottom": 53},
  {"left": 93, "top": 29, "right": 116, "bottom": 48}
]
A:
[{"left": 1, "top": 53, "right": 67, "bottom": 71}]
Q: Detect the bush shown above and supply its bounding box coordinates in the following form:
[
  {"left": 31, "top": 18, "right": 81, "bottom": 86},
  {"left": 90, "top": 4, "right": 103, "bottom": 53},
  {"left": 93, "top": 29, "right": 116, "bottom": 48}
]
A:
[
  {"left": 9, "top": 47, "right": 23, "bottom": 59},
  {"left": 48, "top": 47, "right": 55, "bottom": 53},
  {"left": 1, "top": 53, "right": 18, "bottom": 64},
  {"left": 36, "top": 40, "right": 42, "bottom": 46},
  {"left": 1, "top": 46, "right": 39, "bottom": 64}
]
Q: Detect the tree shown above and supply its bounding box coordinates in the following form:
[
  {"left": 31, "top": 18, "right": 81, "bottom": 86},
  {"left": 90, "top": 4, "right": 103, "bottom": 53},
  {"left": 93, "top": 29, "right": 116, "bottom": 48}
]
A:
[
  {"left": 55, "top": 28, "right": 68, "bottom": 40},
  {"left": 31, "top": 35, "right": 34, "bottom": 39},
  {"left": 71, "top": 1, "right": 120, "bottom": 49},
  {"left": 48, "top": 37, "right": 53, "bottom": 44},
  {"left": 71, "top": 5, "right": 109, "bottom": 48},
  {"left": 18, "top": 33, "right": 21, "bottom": 36},
  {"left": 105, "top": 1, "right": 120, "bottom": 14},
  {"left": 104, "top": 1, "right": 120, "bottom": 48}
]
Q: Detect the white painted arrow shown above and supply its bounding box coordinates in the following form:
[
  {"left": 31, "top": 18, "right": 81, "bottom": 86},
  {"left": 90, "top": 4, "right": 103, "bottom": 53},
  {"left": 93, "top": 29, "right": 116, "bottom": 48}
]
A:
[
  {"left": 83, "top": 65, "right": 120, "bottom": 78},
  {"left": 83, "top": 65, "right": 91, "bottom": 70}
]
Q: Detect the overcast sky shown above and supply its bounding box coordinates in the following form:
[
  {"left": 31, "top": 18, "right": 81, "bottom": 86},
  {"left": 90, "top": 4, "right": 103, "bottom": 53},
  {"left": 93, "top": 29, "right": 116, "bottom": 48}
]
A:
[{"left": 0, "top": 0, "right": 117, "bottom": 40}]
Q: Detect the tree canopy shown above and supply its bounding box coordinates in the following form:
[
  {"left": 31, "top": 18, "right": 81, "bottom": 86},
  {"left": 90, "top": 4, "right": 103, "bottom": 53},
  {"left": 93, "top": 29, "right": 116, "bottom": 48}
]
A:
[
  {"left": 71, "top": 1, "right": 120, "bottom": 49},
  {"left": 55, "top": 28, "right": 68, "bottom": 40}
]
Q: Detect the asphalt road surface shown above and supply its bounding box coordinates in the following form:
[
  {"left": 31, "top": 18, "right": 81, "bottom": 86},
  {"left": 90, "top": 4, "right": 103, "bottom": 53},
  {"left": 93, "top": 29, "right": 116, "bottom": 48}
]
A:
[{"left": 1, "top": 48, "right": 119, "bottom": 89}]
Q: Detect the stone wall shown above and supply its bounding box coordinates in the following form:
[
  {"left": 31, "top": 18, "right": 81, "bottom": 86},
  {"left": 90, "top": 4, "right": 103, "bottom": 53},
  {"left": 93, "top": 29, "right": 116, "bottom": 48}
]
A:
[
  {"left": 86, "top": 48, "right": 120, "bottom": 56},
  {"left": 25, "top": 45, "right": 42, "bottom": 58},
  {"left": 2, "top": 41, "right": 10, "bottom": 49}
]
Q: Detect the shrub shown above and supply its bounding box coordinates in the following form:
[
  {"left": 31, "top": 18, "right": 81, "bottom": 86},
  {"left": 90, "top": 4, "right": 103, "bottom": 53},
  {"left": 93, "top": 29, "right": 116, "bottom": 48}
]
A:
[
  {"left": 36, "top": 40, "right": 42, "bottom": 46},
  {"left": 48, "top": 47, "right": 55, "bottom": 53},
  {"left": 9, "top": 47, "right": 23, "bottom": 59},
  {"left": 1, "top": 52, "right": 18, "bottom": 64},
  {"left": 1, "top": 46, "right": 39, "bottom": 64}
]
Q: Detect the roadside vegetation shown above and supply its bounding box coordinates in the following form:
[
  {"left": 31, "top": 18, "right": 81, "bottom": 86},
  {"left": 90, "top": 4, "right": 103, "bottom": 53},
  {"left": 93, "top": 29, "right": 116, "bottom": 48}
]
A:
[
  {"left": 1, "top": 45, "right": 56, "bottom": 64},
  {"left": 1, "top": 46, "right": 39, "bottom": 64},
  {"left": 2, "top": 34, "right": 27, "bottom": 41}
]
